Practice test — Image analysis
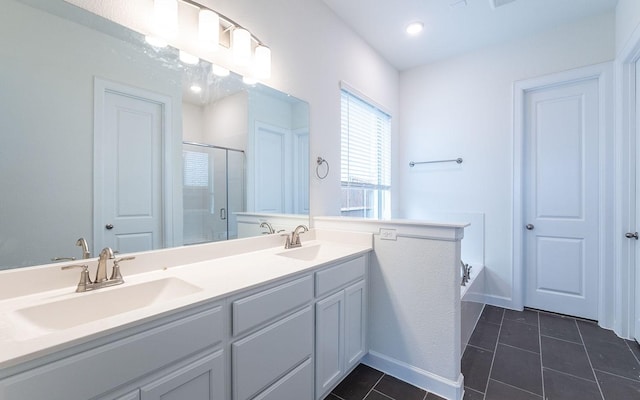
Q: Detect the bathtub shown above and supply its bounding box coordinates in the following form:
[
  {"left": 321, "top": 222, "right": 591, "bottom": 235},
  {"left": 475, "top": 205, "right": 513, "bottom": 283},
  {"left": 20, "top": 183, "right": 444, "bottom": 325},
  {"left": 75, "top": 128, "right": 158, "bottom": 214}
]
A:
[{"left": 461, "top": 264, "right": 485, "bottom": 352}]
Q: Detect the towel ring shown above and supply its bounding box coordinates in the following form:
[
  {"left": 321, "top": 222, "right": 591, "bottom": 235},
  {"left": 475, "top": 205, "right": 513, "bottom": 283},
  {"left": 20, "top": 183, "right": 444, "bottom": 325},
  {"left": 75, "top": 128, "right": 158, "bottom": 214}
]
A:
[{"left": 316, "top": 157, "right": 329, "bottom": 179}]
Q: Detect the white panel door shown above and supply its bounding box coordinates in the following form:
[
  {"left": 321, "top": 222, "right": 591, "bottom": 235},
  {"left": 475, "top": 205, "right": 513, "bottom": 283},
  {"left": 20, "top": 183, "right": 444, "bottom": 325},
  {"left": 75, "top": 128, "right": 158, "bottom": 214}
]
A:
[
  {"left": 254, "top": 123, "right": 290, "bottom": 213},
  {"left": 97, "top": 90, "right": 163, "bottom": 253},
  {"left": 635, "top": 61, "right": 640, "bottom": 342},
  {"left": 524, "top": 78, "right": 599, "bottom": 319}
]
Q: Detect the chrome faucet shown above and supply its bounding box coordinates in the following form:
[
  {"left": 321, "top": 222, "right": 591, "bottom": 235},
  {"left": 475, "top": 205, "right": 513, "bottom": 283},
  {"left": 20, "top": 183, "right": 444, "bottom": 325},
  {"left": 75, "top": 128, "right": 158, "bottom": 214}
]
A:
[
  {"left": 461, "top": 260, "right": 472, "bottom": 286},
  {"left": 61, "top": 249, "right": 135, "bottom": 293},
  {"left": 52, "top": 238, "right": 91, "bottom": 262},
  {"left": 260, "top": 221, "right": 275, "bottom": 234},
  {"left": 284, "top": 225, "right": 308, "bottom": 249},
  {"left": 95, "top": 247, "right": 115, "bottom": 283},
  {"left": 76, "top": 237, "right": 91, "bottom": 259}
]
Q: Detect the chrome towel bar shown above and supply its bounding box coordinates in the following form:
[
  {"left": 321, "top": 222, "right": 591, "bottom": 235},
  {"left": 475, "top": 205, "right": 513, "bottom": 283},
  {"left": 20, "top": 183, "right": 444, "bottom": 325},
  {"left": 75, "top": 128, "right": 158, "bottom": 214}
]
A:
[{"left": 409, "top": 158, "right": 463, "bottom": 167}]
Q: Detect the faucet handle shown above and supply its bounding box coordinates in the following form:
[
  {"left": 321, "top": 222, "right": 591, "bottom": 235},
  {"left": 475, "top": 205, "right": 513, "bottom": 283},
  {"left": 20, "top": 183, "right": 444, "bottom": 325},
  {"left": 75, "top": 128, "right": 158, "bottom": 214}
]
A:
[
  {"left": 52, "top": 256, "right": 76, "bottom": 262},
  {"left": 280, "top": 233, "right": 293, "bottom": 249},
  {"left": 109, "top": 256, "right": 135, "bottom": 282},
  {"left": 61, "top": 264, "right": 92, "bottom": 292}
]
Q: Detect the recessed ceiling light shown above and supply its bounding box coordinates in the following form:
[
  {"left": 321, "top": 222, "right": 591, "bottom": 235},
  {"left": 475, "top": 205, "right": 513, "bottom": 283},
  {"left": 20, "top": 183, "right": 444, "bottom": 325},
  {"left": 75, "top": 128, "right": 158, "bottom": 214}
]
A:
[
  {"left": 190, "top": 84, "right": 202, "bottom": 93},
  {"left": 406, "top": 22, "right": 424, "bottom": 36}
]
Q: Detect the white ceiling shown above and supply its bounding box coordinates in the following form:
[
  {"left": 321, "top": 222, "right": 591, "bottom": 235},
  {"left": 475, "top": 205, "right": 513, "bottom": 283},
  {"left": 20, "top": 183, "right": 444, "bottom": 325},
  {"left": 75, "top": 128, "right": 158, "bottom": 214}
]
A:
[{"left": 321, "top": 0, "right": 619, "bottom": 71}]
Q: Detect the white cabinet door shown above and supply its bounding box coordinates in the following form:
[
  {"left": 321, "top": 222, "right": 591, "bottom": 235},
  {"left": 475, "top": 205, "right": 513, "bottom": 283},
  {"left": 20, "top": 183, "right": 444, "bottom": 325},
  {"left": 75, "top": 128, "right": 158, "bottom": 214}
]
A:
[
  {"left": 344, "top": 280, "right": 366, "bottom": 370},
  {"left": 140, "top": 350, "right": 224, "bottom": 400},
  {"left": 315, "top": 291, "right": 344, "bottom": 398}
]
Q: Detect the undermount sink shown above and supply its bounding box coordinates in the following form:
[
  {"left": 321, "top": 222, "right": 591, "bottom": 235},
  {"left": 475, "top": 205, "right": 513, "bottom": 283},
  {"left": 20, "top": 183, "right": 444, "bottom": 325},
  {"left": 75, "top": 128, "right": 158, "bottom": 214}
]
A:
[
  {"left": 12, "top": 278, "right": 202, "bottom": 333},
  {"left": 276, "top": 244, "right": 325, "bottom": 261}
]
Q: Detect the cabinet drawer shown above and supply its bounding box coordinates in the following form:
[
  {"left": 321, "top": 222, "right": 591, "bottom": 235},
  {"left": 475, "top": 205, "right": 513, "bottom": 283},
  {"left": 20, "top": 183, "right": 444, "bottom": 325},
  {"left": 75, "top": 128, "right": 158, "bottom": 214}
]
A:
[
  {"left": 315, "top": 256, "right": 366, "bottom": 297},
  {"left": 0, "top": 305, "right": 223, "bottom": 400},
  {"left": 232, "top": 275, "right": 312, "bottom": 336},
  {"left": 232, "top": 307, "right": 313, "bottom": 400},
  {"left": 254, "top": 358, "right": 313, "bottom": 400}
]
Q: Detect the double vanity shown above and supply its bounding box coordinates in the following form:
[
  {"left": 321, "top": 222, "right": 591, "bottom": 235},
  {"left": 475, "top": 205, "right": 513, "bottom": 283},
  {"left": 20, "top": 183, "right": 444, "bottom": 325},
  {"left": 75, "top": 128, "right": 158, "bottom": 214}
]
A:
[{"left": 0, "top": 229, "right": 372, "bottom": 400}]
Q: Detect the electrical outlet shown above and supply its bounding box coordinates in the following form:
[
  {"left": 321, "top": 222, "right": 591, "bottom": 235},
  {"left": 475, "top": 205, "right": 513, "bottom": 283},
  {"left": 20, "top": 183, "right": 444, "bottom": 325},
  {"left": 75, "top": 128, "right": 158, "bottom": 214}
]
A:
[{"left": 379, "top": 228, "right": 397, "bottom": 241}]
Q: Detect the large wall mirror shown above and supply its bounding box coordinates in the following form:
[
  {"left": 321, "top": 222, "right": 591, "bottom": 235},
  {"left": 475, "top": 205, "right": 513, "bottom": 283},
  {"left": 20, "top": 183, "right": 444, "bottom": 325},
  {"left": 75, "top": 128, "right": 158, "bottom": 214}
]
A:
[{"left": 0, "top": 0, "right": 310, "bottom": 270}]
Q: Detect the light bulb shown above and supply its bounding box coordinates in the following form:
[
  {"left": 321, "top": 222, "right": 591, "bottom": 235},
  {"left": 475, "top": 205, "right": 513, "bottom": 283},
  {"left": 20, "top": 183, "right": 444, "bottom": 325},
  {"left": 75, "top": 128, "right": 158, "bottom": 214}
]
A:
[
  {"left": 152, "top": 0, "right": 178, "bottom": 40},
  {"left": 190, "top": 84, "right": 202, "bottom": 93},
  {"left": 199, "top": 9, "right": 219, "bottom": 51},
  {"left": 232, "top": 28, "right": 252, "bottom": 66},
  {"left": 243, "top": 76, "right": 258, "bottom": 85},
  {"left": 254, "top": 45, "right": 271, "bottom": 79},
  {"left": 211, "top": 64, "right": 230, "bottom": 77},
  {"left": 179, "top": 50, "right": 199, "bottom": 65}
]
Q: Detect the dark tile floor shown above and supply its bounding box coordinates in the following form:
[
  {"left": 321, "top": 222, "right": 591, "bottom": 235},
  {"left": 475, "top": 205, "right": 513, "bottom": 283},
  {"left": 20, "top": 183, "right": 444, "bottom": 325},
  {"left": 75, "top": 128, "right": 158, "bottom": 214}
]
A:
[
  {"left": 324, "top": 363, "right": 446, "bottom": 400},
  {"left": 326, "top": 306, "right": 640, "bottom": 400},
  {"left": 462, "top": 306, "right": 640, "bottom": 400}
]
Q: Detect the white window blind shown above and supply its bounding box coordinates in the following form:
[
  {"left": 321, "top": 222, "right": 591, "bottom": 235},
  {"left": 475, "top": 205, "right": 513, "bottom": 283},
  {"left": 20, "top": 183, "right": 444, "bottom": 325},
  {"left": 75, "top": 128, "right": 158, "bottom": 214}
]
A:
[{"left": 340, "top": 88, "right": 391, "bottom": 218}]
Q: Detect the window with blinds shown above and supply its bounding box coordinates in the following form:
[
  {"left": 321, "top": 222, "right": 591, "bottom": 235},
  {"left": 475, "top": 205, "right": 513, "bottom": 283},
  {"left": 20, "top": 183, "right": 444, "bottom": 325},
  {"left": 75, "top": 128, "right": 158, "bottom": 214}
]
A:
[{"left": 340, "top": 88, "right": 391, "bottom": 219}]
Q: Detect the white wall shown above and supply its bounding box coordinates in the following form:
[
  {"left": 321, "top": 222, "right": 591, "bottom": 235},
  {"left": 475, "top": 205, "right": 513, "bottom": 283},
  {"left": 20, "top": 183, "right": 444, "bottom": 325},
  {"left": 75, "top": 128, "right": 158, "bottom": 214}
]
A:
[
  {"left": 616, "top": 0, "right": 640, "bottom": 54},
  {"left": 398, "top": 12, "right": 615, "bottom": 305}
]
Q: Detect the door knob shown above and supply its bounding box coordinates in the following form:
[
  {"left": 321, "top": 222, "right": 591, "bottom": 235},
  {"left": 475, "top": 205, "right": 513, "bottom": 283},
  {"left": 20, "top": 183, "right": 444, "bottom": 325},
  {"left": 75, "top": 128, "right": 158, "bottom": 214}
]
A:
[
  {"left": 626, "top": 232, "right": 639, "bottom": 240},
  {"left": 526, "top": 224, "right": 534, "bottom": 230},
  {"left": 105, "top": 224, "right": 114, "bottom": 230}
]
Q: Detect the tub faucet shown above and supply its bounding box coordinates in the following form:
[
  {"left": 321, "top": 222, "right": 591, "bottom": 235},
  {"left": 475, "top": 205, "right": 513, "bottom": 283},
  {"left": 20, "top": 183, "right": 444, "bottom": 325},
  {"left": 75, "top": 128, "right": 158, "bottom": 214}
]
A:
[
  {"left": 76, "top": 237, "right": 91, "bottom": 259},
  {"left": 284, "top": 225, "right": 308, "bottom": 249},
  {"left": 461, "top": 260, "right": 471, "bottom": 286},
  {"left": 95, "top": 247, "right": 115, "bottom": 283}
]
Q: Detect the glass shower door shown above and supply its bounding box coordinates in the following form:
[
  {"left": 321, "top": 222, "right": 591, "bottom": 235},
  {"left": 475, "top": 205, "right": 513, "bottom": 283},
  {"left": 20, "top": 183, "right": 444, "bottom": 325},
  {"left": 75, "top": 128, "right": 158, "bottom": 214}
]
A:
[{"left": 182, "top": 143, "right": 245, "bottom": 244}]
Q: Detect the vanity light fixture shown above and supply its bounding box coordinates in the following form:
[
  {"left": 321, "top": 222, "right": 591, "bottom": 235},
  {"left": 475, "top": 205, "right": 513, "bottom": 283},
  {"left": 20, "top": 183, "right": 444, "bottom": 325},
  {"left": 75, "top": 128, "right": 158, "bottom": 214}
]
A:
[
  {"left": 190, "top": 84, "right": 203, "bottom": 93},
  {"left": 211, "top": 64, "right": 230, "bottom": 77},
  {"left": 198, "top": 9, "right": 219, "bottom": 51},
  {"left": 146, "top": 0, "right": 272, "bottom": 79},
  {"left": 145, "top": 0, "right": 271, "bottom": 79},
  {"left": 406, "top": 21, "right": 424, "bottom": 36},
  {"left": 179, "top": 50, "right": 199, "bottom": 65}
]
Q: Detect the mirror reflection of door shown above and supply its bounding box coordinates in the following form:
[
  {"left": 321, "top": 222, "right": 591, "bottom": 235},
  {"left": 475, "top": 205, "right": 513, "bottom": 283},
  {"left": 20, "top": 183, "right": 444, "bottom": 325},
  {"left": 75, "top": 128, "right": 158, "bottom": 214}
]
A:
[
  {"left": 182, "top": 143, "right": 245, "bottom": 245},
  {"left": 94, "top": 80, "right": 170, "bottom": 255}
]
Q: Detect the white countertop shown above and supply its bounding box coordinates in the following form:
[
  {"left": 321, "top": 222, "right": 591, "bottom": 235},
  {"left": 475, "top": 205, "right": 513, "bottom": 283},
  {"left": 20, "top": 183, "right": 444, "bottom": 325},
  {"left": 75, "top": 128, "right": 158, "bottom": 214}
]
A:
[{"left": 0, "top": 230, "right": 372, "bottom": 371}]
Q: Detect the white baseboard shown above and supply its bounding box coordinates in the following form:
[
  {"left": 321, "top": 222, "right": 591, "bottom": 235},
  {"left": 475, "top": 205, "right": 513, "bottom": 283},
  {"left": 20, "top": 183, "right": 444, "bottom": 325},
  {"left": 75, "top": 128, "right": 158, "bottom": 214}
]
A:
[
  {"left": 362, "top": 351, "right": 464, "bottom": 400},
  {"left": 481, "top": 294, "right": 519, "bottom": 310}
]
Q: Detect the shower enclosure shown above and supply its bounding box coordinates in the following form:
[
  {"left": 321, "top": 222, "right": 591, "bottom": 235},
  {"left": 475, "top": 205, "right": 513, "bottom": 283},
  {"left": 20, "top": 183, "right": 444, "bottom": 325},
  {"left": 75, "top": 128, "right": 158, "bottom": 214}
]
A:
[{"left": 182, "top": 142, "right": 245, "bottom": 245}]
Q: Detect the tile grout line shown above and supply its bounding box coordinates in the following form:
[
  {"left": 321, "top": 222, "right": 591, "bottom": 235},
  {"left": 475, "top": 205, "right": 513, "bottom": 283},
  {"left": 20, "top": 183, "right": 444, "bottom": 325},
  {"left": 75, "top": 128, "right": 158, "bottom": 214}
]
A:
[
  {"left": 494, "top": 341, "right": 540, "bottom": 356},
  {"left": 370, "top": 388, "right": 394, "bottom": 400},
  {"left": 594, "top": 367, "right": 640, "bottom": 383},
  {"left": 625, "top": 340, "right": 640, "bottom": 365},
  {"left": 362, "top": 373, "right": 386, "bottom": 400},
  {"left": 481, "top": 308, "right": 505, "bottom": 400},
  {"left": 490, "top": 377, "right": 544, "bottom": 398},
  {"left": 575, "top": 319, "right": 606, "bottom": 400},
  {"left": 539, "top": 332, "right": 583, "bottom": 346},
  {"left": 537, "top": 310, "right": 545, "bottom": 400}
]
